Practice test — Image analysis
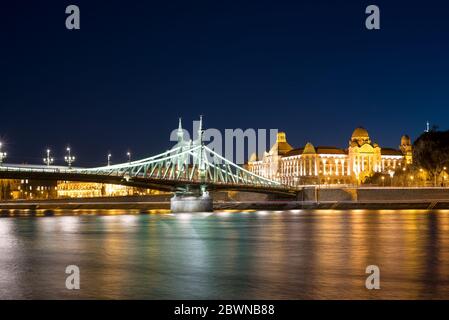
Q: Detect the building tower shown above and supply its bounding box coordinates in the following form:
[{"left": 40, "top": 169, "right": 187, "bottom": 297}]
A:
[
  {"left": 400, "top": 135, "right": 413, "bottom": 165},
  {"left": 177, "top": 117, "right": 184, "bottom": 143}
]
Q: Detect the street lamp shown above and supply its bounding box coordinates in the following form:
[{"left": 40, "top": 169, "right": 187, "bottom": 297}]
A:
[
  {"left": 381, "top": 176, "right": 385, "bottom": 187},
  {"left": 127, "top": 151, "right": 131, "bottom": 163},
  {"left": 43, "top": 148, "right": 54, "bottom": 166},
  {"left": 409, "top": 175, "right": 414, "bottom": 187},
  {"left": 0, "top": 142, "right": 6, "bottom": 165},
  {"left": 64, "top": 146, "right": 75, "bottom": 169},
  {"left": 108, "top": 153, "right": 112, "bottom": 166},
  {"left": 388, "top": 170, "right": 395, "bottom": 187},
  {"left": 443, "top": 167, "right": 447, "bottom": 187}
]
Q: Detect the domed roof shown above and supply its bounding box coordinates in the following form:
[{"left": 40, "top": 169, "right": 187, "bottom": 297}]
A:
[
  {"left": 302, "top": 142, "right": 316, "bottom": 154},
  {"left": 401, "top": 135, "right": 411, "bottom": 144},
  {"left": 351, "top": 127, "right": 369, "bottom": 139},
  {"left": 269, "top": 132, "right": 293, "bottom": 155}
]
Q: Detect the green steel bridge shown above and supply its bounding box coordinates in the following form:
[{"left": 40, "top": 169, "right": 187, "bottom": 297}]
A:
[{"left": 0, "top": 118, "right": 298, "bottom": 210}]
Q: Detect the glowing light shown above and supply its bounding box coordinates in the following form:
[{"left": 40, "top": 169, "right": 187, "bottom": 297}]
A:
[
  {"left": 216, "top": 211, "right": 231, "bottom": 217},
  {"left": 177, "top": 213, "right": 193, "bottom": 220},
  {"left": 120, "top": 215, "right": 138, "bottom": 224}
]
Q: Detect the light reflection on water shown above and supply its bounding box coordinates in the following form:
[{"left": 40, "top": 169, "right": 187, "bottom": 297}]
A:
[{"left": 0, "top": 210, "right": 449, "bottom": 299}]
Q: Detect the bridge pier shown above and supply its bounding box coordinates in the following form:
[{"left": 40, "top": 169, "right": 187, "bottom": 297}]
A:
[{"left": 170, "top": 185, "right": 213, "bottom": 213}]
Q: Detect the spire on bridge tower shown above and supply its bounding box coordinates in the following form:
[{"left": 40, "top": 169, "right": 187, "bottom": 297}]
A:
[
  {"left": 198, "top": 115, "right": 204, "bottom": 144},
  {"left": 177, "top": 117, "right": 184, "bottom": 143},
  {"left": 197, "top": 115, "right": 206, "bottom": 180}
]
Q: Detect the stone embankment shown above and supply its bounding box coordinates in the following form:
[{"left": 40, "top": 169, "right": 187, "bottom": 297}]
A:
[{"left": 1, "top": 188, "right": 449, "bottom": 215}]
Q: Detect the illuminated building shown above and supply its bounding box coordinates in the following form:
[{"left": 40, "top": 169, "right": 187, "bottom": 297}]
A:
[
  {"left": 247, "top": 127, "right": 413, "bottom": 185},
  {"left": 0, "top": 179, "right": 58, "bottom": 200},
  {"left": 17, "top": 179, "right": 58, "bottom": 199},
  {"left": 0, "top": 179, "right": 18, "bottom": 200},
  {"left": 56, "top": 181, "right": 162, "bottom": 198}
]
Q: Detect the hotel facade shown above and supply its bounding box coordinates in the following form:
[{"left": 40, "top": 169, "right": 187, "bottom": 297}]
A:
[{"left": 247, "top": 127, "right": 413, "bottom": 185}]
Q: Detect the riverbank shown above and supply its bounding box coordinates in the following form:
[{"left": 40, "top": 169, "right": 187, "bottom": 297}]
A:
[
  {"left": 1, "top": 188, "right": 449, "bottom": 214},
  {"left": 1, "top": 196, "right": 449, "bottom": 214}
]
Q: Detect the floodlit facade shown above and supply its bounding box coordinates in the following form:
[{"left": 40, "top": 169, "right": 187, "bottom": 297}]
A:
[
  {"left": 247, "top": 127, "right": 413, "bottom": 185},
  {"left": 56, "top": 181, "right": 160, "bottom": 198}
]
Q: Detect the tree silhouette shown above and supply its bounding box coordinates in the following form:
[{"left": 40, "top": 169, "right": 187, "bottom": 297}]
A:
[{"left": 413, "top": 130, "right": 449, "bottom": 186}]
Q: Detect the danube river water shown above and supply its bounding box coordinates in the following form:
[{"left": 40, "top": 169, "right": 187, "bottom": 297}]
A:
[{"left": 0, "top": 210, "right": 449, "bottom": 299}]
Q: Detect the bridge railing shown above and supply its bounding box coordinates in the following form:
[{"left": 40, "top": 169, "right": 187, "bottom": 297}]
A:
[{"left": 0, "top": 143, "right": 290, "bottom": 190}]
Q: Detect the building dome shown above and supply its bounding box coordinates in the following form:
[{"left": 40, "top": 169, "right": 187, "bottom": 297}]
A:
[
  {"left": 351, "top": 127, "right": 370, "bottom": 139},
  {"left": 302, "top": 142, "right": 316, "bottom": 154},
  {"left": 401, "top": 135, "right": 411, "bottom": 146},
  {"left": 269, "top": 131, "right": 293, "bottom": 156}
]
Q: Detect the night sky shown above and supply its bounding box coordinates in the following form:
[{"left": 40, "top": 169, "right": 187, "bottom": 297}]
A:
[{"left": 1, "top": 0, "right": 449, "bottom": 166}]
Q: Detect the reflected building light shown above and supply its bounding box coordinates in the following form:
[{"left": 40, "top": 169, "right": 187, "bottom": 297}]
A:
[
  {"left": 58, "top": 216, "right": 80, "bottom": 233},
  {"left": 199, "top": 212, "right": 214, "bottom": 218},
  {"left": 216, "top": 211, "right": 231, "bottom": 218},
  {"left": 177, "top": 213, "right": 193, "bottom": 220},
  {"left": 120, "top": 215, "right": 138, "bottom": 224},
  {"left": 0, "top": 219, "right": 13, "bottom": 237}
]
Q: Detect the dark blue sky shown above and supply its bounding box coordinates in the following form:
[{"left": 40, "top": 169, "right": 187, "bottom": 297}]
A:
[{"left": 1, "top": 0, "right": 448, "bottom": 166}]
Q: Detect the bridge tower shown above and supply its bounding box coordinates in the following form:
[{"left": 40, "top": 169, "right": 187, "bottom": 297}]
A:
[
  {"left": 0, "top": 116, "right": 283, "bottom": 213},
  {"left": 170, "top": 116, "right": 213, "bottom": 212}
]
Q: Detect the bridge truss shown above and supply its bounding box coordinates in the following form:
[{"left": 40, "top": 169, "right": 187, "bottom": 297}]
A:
[{"left": 0, "top": 117, "right": 289, "bottom": 194}]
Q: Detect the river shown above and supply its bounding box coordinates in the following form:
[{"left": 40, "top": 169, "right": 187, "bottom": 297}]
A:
[{"left": 0, "top": 210, "right": 448, "bottom": 299}]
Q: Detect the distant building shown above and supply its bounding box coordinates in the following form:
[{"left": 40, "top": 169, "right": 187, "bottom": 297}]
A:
[
  {"left": 247, "top": 127, "right": 413, "bottom": 185},
  {"left": 0, "top": 179, "right": 19, "bottom": 200},
  {"left": 56, "top": 181, "right": 162, "bottom": 198},
  {"left": 15, "top": 179, "right": 57, "bottom": 199}
]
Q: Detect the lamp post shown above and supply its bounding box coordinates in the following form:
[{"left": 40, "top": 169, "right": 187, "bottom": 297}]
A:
[
  {"left": 409, "top": 175, "right": 414, "bottom": 187},
  {"left": 443, "top": 167, "right": 447, "bottom": 187},
  {"left": 43, "top": 149, "right": 54, "bottom": 166},
  {"left": 107, "top": 153, "right": 112, "bottom": 166},
  {"left": 315, "top": 170, "right": 322, "bottom": 203},
  {"left": 127, "top": 151, "right": 131, "bottom": 163},
  {"left": 388, "top": 170, "right": 395, "bottom": 187},
  {"left": 0, "top": 142, "right": 6, "bottom": 166},
  {"left": 381, "top": 176, "right": 385, "bottom": 187},
  {"left": 402, "top": 167, "right": 406, "bottom": 186},
  {"left": 64, "top": 146, "right": 75, "bottom": 169}
]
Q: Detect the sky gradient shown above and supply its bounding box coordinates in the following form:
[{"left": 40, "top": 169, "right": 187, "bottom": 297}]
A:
[{"left": 1, "top": 0, "right": 449, "bottom": 166}]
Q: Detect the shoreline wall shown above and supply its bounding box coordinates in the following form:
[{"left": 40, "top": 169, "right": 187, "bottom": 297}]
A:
[
  {"left": 1, "top": 188, "right": 449, "bottom": 212},
  {"left": 301, "top": 187, "right": 449, "bottom": 202}
]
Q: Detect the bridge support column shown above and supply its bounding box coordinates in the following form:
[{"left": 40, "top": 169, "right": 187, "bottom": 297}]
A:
[{"left": 170, "top": 185, "right": 213, "bottom": 213}]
